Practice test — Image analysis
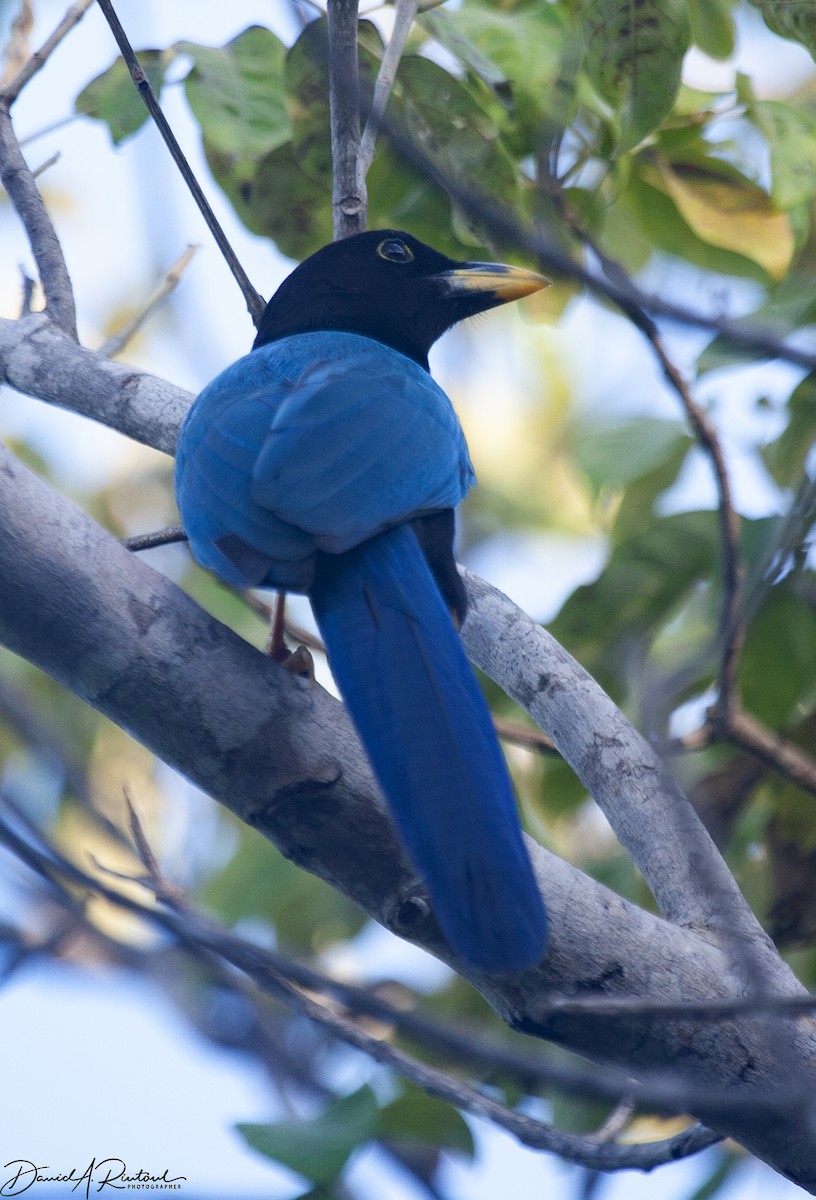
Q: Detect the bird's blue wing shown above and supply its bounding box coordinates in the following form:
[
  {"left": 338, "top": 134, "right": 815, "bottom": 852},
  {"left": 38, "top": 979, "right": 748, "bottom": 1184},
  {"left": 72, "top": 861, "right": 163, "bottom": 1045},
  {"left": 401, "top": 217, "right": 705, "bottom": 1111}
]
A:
[
  {"left": 175, "top": 351, "right": 315, "bottom": 589},
  {"left": 250, "top": 332, "right": 474, "bottom": 551},
  {"left": 175, "top": 332, "right": 474, "bottom": 589}
]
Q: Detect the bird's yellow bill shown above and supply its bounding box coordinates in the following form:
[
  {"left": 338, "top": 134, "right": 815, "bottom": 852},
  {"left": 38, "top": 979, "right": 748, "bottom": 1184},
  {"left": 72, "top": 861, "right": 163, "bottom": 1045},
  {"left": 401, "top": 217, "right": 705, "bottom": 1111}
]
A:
[{"left": 437, "top": 262, "right": 551, "bottom": 302}]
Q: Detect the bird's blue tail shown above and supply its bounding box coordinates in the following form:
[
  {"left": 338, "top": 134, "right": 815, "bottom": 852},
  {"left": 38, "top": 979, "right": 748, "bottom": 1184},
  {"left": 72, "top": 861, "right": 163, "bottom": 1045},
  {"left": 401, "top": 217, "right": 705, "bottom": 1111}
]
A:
[{"left": 310, "top": 524, "right": 548, "bottom": 972}]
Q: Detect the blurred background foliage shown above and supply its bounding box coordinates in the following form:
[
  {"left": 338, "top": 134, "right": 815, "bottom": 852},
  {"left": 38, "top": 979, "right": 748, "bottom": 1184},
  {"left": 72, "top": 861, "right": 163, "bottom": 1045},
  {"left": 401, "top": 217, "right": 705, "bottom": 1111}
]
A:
[{"left": 3, "top": 0, "right": 816, "bottom": 1195}]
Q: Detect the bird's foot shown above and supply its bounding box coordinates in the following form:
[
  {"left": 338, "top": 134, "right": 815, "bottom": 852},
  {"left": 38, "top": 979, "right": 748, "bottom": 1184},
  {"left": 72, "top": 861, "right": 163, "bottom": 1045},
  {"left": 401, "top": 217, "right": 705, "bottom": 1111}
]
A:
[{"left": 277, "top": 643, "right": 314, "bottom": 680}]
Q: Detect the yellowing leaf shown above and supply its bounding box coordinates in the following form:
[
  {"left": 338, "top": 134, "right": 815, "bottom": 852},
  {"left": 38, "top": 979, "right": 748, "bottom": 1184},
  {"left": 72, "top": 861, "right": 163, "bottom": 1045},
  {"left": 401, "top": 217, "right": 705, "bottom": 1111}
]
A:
[{"left": 642, "top": 162, "right": 794, "bottom": 280}]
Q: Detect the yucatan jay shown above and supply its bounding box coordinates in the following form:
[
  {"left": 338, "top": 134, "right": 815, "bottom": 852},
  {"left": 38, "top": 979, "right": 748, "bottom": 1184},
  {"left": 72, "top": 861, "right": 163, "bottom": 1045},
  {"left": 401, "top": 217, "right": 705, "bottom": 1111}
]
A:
[{"left": 175, "top": 230, "right": 549, "bottom": 972}]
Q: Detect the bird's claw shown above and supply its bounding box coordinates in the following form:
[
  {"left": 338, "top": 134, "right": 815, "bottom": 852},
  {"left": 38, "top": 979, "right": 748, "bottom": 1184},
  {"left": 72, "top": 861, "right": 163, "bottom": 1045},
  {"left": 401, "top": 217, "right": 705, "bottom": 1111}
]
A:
[{"left": 279, "top": 643, "right": 314, "bottom": 680}]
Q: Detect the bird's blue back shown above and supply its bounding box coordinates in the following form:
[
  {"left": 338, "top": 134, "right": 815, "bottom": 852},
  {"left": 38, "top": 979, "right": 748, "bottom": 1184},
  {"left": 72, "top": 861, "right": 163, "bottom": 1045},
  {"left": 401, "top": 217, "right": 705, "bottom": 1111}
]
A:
[
  {"left": 176, "top": 332, "right": 474, "bottom": 591},
  {"left": 176, "top": 329, "right": 548, "bottom": 971}
]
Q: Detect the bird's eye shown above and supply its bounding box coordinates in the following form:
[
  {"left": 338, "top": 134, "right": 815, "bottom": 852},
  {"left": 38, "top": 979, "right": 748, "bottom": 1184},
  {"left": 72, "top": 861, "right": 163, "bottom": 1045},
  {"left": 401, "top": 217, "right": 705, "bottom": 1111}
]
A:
[{"left": 377, "top": 238, "right": 414, "bottom": 264}]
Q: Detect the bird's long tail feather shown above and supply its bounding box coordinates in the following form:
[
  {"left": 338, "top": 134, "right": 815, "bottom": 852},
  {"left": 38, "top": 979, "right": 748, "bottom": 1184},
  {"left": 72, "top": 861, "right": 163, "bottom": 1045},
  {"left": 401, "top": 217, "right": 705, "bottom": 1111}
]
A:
[{"left": 310, "top": 525, "right": 548, "bottom": 972}]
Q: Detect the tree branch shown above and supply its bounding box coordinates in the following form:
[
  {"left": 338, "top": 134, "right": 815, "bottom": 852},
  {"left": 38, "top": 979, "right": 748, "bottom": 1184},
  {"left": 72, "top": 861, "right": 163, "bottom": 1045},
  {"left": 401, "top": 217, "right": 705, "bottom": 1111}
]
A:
[
  {"left": 98, "top": 245, "right": 199, "bottom": 359},
  {"left": 359, "top": 0, "right": 418, "bottom": 177},
  {"left": 0, "top": 314, "right": 188, "bottom": 454},
  {"left": 716, "top": 709, "right": 816, "bottom": 795},
  {"left": 327, "top": 0, "right": 367, "bottom": 236},
  {"left": 0, "top": 109, "right": 77, "bottom": 337},
  {"left": 553, "top": 210, "right": 745, "bottom": 725},
  {"left": 0, "top": 0, "right": 94, "bottom": 104}
]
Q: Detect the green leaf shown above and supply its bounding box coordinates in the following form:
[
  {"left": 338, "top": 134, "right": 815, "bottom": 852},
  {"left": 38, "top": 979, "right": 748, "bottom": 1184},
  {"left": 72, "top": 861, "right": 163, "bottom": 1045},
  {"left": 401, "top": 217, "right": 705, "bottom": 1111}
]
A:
[
  {"left": 203, "top": 823, "right": 367, "bottom": 950},
  {"left": 580, "top": 0, "right": 691, "bottom": 153},
  {"left": 394, "top": 55, "right": 519, "bottom": 206},
  {"left": 205, "top": 139, "right": 333, "bottom": 259},
  {"left": 749, "top": 0, "right": 816, "bottom": 60},
  {"left": 420, "top": 2, "right": 579, "bottom": 154},
  {"left": 180, "top": 26, "right": 291, "bottom": 159},
  {"left": 571, "top": 418, "right": 690, "bottom": 499},
  {"left": 550, "top": 511, "right": 718, "bottom": 692},
  {"left": 752, "top": 100, "right": 816, "bottom": 210},
  {"left": 378, "top": 1085, "right": 475, "bottom": 1159},
  {"left": 419, "top": 9, "right": 512, "bottom": 100},
  {"left": 623, "top": 169, "right": 771, "bottom": 281},
  {"left": 697, "top": 274, "right": 816, "bottom": 374},
  {"left": 286, "top": 18, "right": 383, "bottom": 184},
  {"left": 763, "top": 372, "right": 816, "bottom": 487},
  {"left": 75, "top": 50, "right": 169, "bottom": 145},
  {"left": 740, "top": 584, "right": 816, "bottom": 725},
  {"left": 285, "top": 19, "right": 333, "bottom": 184},
  {"left": 236, "top": 1086, "right": 379, "bottom": 1185},
  {"left": 686, "top": 0, "right": 736, "bottom": 59}
]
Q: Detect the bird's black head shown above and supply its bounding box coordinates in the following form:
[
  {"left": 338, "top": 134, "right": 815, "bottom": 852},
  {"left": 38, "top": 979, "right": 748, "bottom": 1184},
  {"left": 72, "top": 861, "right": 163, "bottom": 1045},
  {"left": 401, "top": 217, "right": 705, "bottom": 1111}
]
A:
[{"left": 252, "top": 230, "right": 548, "bottom": 369}]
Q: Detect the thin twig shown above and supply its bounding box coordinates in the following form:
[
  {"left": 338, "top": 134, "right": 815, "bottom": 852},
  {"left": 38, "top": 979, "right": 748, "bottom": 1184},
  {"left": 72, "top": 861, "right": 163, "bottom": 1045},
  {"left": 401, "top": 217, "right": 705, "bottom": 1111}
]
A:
[
  {"left": 99, "top": 245, "right": 199, "bottom": 358},
  {"left": 716, "top": 709, "right": 816, "bottom": 796},
  {"left": 0, "top": 0, "right": 87, "bottom": 338},
  {"left": 359, "top": 0, "right": 418, "bottom": 176},
  {"left": 18, "top": 267, "right": 35, "bottom": 317},
  {"left": 591, "top": 1098, "right": 636, "bottom": 1144},
  {"left": 0, "top": 107, "right": 77, "bottom": 336},
  {"left": 0, "top": 788, "right": 787, "bottom": 1132},
  {"left": 327, "top": 0, "right": 367, "bottom": 237},
  {"left": 0, "top": 0, "right": 34, "bottom": 90},
  {"left": 19, "top": 113, "right": 78, "bottom": 146},
  {"left": 122, "top": 525, "right": 186, "bottom": 552},
  {"left": 94, "top": 0, "right": 266, "bottom": 326},
  {"left": 493, "top": 716, "right": 558, "bottom": 755},
  {"left": 235, "top": 964, "right": 715, "bottom": 1172},
  {"left": 31, "top": 150, "right": 60, "bottom": 179},
  {"left": 670, "top": 705, "right": 816, "bottom": 799},
  {"left": 1, "top": 0, "right": 94, "bottom": 103},
  {"left": 647, "top": 336, "right": 744, "bottom": 717}
]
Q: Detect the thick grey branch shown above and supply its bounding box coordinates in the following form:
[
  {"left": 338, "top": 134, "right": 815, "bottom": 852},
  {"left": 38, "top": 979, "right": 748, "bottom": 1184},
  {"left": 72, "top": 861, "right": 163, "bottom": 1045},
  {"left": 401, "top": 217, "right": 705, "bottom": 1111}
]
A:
[
  {"left": 0, "top": 317, "right": 798, "bottom": 983},
  {"left": 0, "top": 314, "right": 187, "bottom": 454}
]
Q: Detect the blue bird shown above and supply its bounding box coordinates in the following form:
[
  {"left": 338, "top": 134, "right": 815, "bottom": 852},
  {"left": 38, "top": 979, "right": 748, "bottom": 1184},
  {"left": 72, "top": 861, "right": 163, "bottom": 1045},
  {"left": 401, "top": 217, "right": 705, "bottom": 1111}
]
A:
[{"left": 175, "top": 230, "right": 549, "bottom": 971}]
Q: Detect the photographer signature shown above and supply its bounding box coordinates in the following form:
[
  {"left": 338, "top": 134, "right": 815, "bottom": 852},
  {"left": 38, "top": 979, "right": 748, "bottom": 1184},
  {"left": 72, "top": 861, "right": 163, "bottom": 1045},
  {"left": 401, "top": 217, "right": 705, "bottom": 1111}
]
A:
[{"left": 1, "top": 1158, "right": 186, "bottom": 1196}]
